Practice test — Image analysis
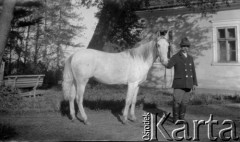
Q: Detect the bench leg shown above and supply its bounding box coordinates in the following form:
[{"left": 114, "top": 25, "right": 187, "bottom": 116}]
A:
[{"left": 33, "top": 87, "right": 37, "bottom": 98}]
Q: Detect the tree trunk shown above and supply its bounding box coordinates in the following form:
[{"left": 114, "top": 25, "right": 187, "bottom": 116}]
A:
[
  {"left": 87, "top": 3, "right": 112, "bottom": 51},
  {"left": 34, "top": 22, "right": 40, "bottom": 65},
  {"left": 8, "top": 47, "right": 12, "bottom": 75},
  {"left": 0, "top": 0, "right": 17, "bottom": 66},
  {"left": 43, "top": 0, "right": 47, "bottom": 64},
  {"left": 57, "top": 4, "right": 62, "bottom": 69},
  {"left": 0, "top": 0, "right": 41, "bottom": 6},
  {"left": 87, "top": 1, "right": 123, "bottom": 51},
  {"left": 87, "top": 16, "right": 108, "bottom": 50},
  {"left": 24, "top": 25, "right": 31, "bottom": 64}
]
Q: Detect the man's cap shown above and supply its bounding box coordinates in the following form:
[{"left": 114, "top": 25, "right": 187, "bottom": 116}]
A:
[{"left": 180, "top": 37, "right": 190, "bottom": 47}]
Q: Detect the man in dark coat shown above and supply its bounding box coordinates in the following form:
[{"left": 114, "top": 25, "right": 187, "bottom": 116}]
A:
[{"left": 165, "top": 37, "right": 198, "bottom": 123}]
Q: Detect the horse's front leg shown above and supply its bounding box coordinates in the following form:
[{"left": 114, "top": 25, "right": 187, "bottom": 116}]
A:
[
  {"left": 130, "top": 85, "right": 139, "bottom": 122},
  {"left": 122, "top": 83, "right": 138, "bottom": 124}
]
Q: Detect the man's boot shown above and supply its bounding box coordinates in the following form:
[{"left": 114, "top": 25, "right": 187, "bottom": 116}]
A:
[
  {"left": 179, "top": 103, "right": 186, "bottom": 120},
  {"left": 172, "top": 102, "right": 180, "bottom": 123}
]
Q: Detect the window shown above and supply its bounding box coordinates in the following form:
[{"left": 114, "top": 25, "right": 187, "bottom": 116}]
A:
[
  {"left": 217, "top": 27, "right": 237, "bottom": 62},
  {"left": 212, "top": 20, "right": 240, "bottom": 66}
]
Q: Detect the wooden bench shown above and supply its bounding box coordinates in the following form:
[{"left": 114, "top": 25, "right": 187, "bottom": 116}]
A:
[{"left": 4, "top": 74, "right": 45, "bottom": 97}]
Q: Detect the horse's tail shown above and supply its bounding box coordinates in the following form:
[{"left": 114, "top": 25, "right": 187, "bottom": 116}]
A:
[{"left": 62, "top": 55, "right": 74, "bottom": 100}]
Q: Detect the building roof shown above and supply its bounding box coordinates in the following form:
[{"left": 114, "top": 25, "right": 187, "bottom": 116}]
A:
[{"left": 138, "top": 0, "right": 240, "bottom": 12}]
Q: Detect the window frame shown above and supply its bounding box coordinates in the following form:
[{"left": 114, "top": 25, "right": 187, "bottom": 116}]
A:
[
  {"left": 217, "top": 27, "right": 237, "bottom": 63},
  {"left": 212, "top": 20, "right": 240, "bottom": 66}
]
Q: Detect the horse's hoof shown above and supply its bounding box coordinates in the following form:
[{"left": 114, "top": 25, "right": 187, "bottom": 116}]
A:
[
  {"left": 70, "top": 115, "right": 76, "bottom": 120},
  {"left": 122, "top": 115, "right": 128, "bottom": 125},
  {"left": 122, "top": 120, "right": 128, "bottom": 125},
  {"left": 122, "top": 118, "right": 129, "bottom": 125},
  {"left": 84, "top": 121, "right": 91, "bottom": 125},
  {"left": 70, "top": 116, "right": 76, "bottom": 121},
  {"left": 129, "top": 117, "right": 137, "bottom": 122}
]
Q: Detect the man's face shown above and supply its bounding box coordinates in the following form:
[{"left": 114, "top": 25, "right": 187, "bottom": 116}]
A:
[{"left": 181, "top": 46, "right": 189, "bottom": 53}]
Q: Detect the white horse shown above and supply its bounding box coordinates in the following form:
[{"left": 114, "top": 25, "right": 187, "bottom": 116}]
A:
[{"left": 62, "top": 32, "right": 170, "bottom": 125}]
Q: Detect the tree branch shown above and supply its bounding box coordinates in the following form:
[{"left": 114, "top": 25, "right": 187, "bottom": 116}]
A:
[{"left": 0, "top": 0, "right": 42, "bottom": 7}]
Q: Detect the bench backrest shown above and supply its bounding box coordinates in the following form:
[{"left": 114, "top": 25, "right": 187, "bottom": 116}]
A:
[{"left": 4, "top": 74, "right": 45, "bottom": 88}]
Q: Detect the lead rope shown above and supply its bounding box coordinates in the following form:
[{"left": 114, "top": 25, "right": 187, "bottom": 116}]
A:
[
  {"left": 164, "top": 66, "right": 167, "bottom": 89},
  {"left": 164, "top": 43, "right": 173, "bottom": 89}
]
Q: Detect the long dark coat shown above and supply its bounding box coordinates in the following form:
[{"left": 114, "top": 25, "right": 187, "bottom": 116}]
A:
[{"left": 166, "top": 51, "right": 198, "bottom": 89}]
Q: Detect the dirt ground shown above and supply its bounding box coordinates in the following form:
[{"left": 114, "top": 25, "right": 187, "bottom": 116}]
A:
[{"left": 0, "top": 103, "right": 240, "bottom": 141}]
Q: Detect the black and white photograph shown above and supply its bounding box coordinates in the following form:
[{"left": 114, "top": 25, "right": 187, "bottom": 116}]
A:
[{"left": 0, "top": 0, "right": 240, "bottom": 141}]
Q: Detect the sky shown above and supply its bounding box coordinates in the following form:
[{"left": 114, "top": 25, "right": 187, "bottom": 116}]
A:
[{"left": 77, "top": 6, "right": 99, "bottom": 48}]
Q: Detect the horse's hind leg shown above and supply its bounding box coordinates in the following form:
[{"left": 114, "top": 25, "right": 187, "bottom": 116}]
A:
[
  {"left": 75, "top": 79, "right": 89, "bottom": 125},
  {"left": 69, "top": 84, "right": 76, "bottom": 121},
  {"left": 130, "top": 86, "right": 139, "bottom": 121}
]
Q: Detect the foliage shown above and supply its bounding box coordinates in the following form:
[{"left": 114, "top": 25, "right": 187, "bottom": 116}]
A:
[
  {"left": 0, "top": 92, "right": 21, "bottom": 112},
  {"left": 177, "top": 0, "right": 232, "bottom": 15},
  {"left": 106, "top": 1, "right": 143, "bottom": 49},
  {"left": 87, "top": 0, "right": 145, "bottom": 51},
  {"left": 43, "top": 0, "right": 83, "bottom": 69},
  {"left": 224, "top": 94, "right": 240, "bottom": 103},
  {"left": 84, "top": 0, "right": 233, "bottom": 52},
  {"left": 3, "top": 0, "right": 84, "bottom": 84},
  {"left": 1, "top": 0, "right": 234, "bottom": 84}
]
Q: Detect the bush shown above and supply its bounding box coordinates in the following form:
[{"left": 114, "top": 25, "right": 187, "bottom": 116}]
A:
[
  {"left": 223, "top": 93, "right": 240, "bottom": 103},
  {"left": 0, "top": 93, "right": 21, "bottom": 112}
]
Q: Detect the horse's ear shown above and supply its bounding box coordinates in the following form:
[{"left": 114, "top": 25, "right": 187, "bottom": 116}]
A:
[{"left": 164, "top": 30, "right": 169, "bottom": 40}]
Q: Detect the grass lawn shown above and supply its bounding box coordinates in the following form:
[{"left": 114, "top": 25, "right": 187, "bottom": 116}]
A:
[{"left": 0, "top": 84, "right": 240, "bottom": 141}]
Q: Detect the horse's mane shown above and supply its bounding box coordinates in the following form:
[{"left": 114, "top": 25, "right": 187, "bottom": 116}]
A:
[{"left": 125, "top": 34, "right": 158, "bottom": 62}]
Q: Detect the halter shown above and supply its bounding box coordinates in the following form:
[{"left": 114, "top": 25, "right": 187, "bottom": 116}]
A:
[
  {"left": 156, "top": 36, "right": 173, "bottom": 90},
  {"left": 157, "top": 30, "right": 172, "bottom": 59},
  {"left": 156, "top": 36, "right": 172, "bottom": 59}
]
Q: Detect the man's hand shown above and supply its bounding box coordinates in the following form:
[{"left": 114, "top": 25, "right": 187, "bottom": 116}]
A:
[
  {"left": 190, "top": 85, "right": 197, "bottom": 101},
  {"left": 192, "top": 85, "right": 197, "bottom": 91}
]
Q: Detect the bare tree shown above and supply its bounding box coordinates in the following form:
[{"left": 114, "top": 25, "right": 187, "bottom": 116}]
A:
[
  {"left": 0, "top": 0, "right": 17, "bottom": 65},
  {"left": 0, "top": 0, "right": 42, "bottom": 66}
]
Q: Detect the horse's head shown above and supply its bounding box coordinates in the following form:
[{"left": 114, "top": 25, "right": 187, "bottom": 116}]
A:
[{"left": 156, "top": 31, "right": 170, "bottom": 66}]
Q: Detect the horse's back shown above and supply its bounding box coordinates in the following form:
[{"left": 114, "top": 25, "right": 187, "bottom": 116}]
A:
[
  {"left": 71, "top": 48, "right": 129, "bottom": 64},
  {"left": 70, "top": 48, "right": 132, "bottom": 84},
  {"left": 70, "top": 49, "right": 97, "bottom": 77}
]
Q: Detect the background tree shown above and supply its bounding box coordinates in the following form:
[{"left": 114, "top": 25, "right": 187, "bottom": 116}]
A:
[
  {"left": 85, "top": 0, "right": 144, "bottom": 51},
  {"left": 3, "top": 1, "right": 43, "bottom": 74},
  {"left": 0, "top": 0, "right": 17, "bottom": 66},
  {"left": 0, "top": 0, "right": 42, "bottom": 66},
  {"left": 0, "top": 0, "right": 232, "bottom": 87},
  {"left": 0, "top": 0, "right": 84, "bottom": 86},
  {"left": 39, "top": 0, "right": 82, "bottom": 69},
  {"left": 2, "top": 0, "right": 83, "bottom": 73},
  {"left": 81, "top": 0, "right": 232, "bottom": 52}
]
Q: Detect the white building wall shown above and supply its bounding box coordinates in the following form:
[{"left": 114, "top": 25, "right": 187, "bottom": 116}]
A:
[{"left": 137, "top": 8, "right": 240, "bottom": 91}]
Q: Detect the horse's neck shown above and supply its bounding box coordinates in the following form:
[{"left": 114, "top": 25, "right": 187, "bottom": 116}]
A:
[
  {"left": 125, "top": 40, "right": 157, "bottom": 68},
  {"left": 133, "top": 41, "right": 157, "bottom": 69},
  {"left": 151, "top": 43, "right": 158, "bottom": 64},
  {"left": 141, "top": 41, "right": 157, "bottom": 66}
]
